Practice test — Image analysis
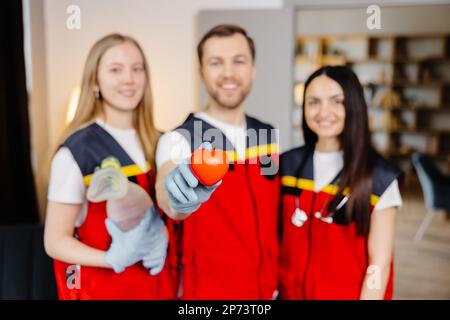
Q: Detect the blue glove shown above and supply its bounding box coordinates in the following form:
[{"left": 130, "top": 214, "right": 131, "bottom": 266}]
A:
[
  {"left": 142, "top": 206, "right": 168, "bottom": 275},
  {"left": 164, "top": 143, "right": 222, "bottom": 214},
  {"left": 105, "top": 209, "right": 155, "bottom": 273}
]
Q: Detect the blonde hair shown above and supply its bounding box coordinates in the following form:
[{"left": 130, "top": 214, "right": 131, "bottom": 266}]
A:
[{"left": 55, "top": 33, "right": 159, "bottom": 171}]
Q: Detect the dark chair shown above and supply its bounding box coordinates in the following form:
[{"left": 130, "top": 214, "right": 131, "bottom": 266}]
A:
[
  {"left": 0, "top": 224, "right": 57, "bottom": 299},
  {"left": 411, "top": 153, "right": 450, "bottom": 241}
]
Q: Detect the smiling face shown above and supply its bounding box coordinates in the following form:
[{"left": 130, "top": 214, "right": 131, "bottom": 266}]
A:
[
  {"left": 200, "top": 33, "right": 256, "bottom": 110},
  {"left": 95, "top": 41, "right": 146, "bottom": 113},
  {"left": 304, "top": 75, "right": 346, "bottom": 141}
]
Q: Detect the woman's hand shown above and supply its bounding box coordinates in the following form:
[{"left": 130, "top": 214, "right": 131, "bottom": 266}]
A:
[{"left": 104, "top": 209, "right": 156, "bottom": 273}]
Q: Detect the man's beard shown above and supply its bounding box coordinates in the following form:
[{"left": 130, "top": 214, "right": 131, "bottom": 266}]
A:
[{"left": 209, "top": 86, "right": 251, "bottom": 110}]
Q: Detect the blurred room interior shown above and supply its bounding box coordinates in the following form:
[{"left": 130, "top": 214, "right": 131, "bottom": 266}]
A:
[{"left": 0, "top": 0, "right": 449, "bottom": 299}]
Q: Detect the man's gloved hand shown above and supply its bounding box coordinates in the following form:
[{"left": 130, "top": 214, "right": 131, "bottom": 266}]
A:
[
  {"left": 105, "top": 209, "right": 155, "bottom": 273},
  {"left": 164, "top": 142, "right": 222, "bottom": 214},
  {"left": 142, "top": 206, "right": 168, "bottom": 276}
]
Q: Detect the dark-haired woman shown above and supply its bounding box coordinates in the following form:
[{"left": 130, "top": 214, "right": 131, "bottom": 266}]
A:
[{"left": 279, "top": 66, "right": 402, "bottom": 300}]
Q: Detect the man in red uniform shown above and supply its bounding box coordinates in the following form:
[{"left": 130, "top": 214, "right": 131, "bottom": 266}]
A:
[{"left": 155, "top": 25, "right": 280, "bottom": 299}]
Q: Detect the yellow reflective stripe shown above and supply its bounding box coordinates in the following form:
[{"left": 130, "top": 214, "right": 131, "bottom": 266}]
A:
[
  {"left": 322, "top": 186, "right": 350, "bottom": 196},
  {"left": 121, "top": 163, "right": 147, "bottom": 177},
  {"left": 298, "top": 179, "right": 314, "bottom": 191},
  {"left": 282, "top": 175, "right": 380, "bottom": 206},
  {"left": 281, "top": 176, "right": 297, "bottom": 187},
  {"left": 83, "top": 161, "right": 151, "bottom": 187},
  {"left": 322, "top": 187, "right": 378, "bottom": 206},
  {"left": 322, "top": 184, "right": 339, "bottom": 195},
  {"left": 226, "top": 150, "right": 239, "bottom": 162},
  {"left": 226, "top": 144, "right": 279, "bottom": 163},
  {"left": 281, "top": 176, "right": 314, "bottom": 191},
  {"left": 246, "top": 146, "right": 259, "bottom": 159},
  {"left": 370, "top": 195, "right": 380, "bottom": 207},
  {"left": 246, "top": 143, "right": 279, "bottom": 159}
]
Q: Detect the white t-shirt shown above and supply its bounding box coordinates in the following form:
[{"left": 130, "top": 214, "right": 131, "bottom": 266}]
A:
[
  {"left": 313, "top": 150, "right": 402, "bottom": 211},
  {"left": 47, "top": 119, "right": 147, "bottom": 226},
  {"left": 156, "top": 112, "right": 247, "bottom": 167}
]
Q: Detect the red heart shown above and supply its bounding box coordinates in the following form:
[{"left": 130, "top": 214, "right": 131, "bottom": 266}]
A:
[{"left": 190, "top": 148, "right": 229, "bottom": 186}]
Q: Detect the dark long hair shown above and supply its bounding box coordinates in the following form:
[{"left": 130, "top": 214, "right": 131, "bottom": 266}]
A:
[{"left": 302, "top": 66, "right": 374, "bottom": 235}]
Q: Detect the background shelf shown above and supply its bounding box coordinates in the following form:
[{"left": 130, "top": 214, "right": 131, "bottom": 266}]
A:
[{"left": 293, "top": 33, "right": 450, "bottom": 184}]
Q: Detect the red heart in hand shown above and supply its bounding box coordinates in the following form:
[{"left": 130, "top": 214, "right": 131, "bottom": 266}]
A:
[{"left": 190, "top": 148, "right": 229, "bottom": 186}]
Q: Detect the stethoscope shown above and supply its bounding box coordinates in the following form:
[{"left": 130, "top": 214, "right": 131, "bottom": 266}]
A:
[{"left": 290, "top": 147, "right": 349, "bottom": 228}]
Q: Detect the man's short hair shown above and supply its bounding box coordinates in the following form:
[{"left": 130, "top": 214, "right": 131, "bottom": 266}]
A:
[{"left": 197, "top": 24, "right": 256, "bottom": 65}]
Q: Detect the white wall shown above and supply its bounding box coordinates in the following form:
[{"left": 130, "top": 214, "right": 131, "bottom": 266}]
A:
[
  {"left": 296, "top": 5, "right": 450, "bottom": 35},
  {"left": 39, "top": 0, "right": 282, "bottom": 150},
  {"left": 198, "top": 9, "right": 293, "bottom": 151}
]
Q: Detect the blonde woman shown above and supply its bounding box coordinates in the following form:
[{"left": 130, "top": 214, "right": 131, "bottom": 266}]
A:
[{"left": 44, "top": 34, "right": 176, "bottom": 300}]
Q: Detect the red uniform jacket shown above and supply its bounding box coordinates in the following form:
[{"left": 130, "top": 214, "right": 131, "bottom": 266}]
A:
[
  {"left": 52, "top": 123, "right": 177, "bottom": 300},
  {"left": 279, "top": 145, "right": 402, "bottom": 300},
  {"left": 169, "top": 114, "right": 280, "bottom": 299}
]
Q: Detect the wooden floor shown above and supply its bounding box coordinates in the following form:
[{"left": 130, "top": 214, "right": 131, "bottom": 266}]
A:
[{"left": 394, "top": 187, "right": 450, "bottom": 300}]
